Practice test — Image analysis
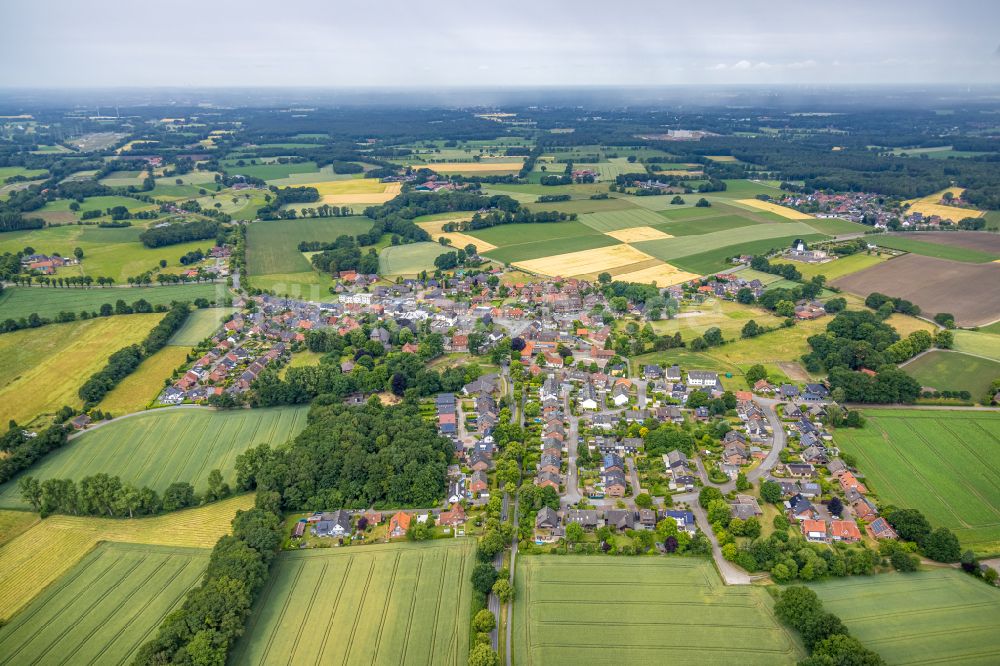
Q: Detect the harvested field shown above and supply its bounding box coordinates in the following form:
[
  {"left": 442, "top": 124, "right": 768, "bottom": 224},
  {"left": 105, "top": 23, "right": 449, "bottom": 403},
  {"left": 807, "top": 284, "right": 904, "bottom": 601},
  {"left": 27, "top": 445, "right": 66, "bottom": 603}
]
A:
[
  {"left": 97, "top": 345, "right": 190, "bottom": 416},
  {"left": 904, "top": 188, "right": 983, "bottom": 221},
  {"left": 416, "top": 219, "right": 497, "bottom": 252},
  {"left": 513, "top": 556, "right": 801, "bottom": 665},
  {"left": 514, "top": 244, "right": 652, "bottom": 277},
  {"left": 0, "top": 511, "right": 37, "bottom": 548},
  {"left": 810, "top": 570, "right": 1000, "bottom": 665},
  {"left": 734, "top": 198, "right": 813, "bottom": 219},
  {"left": 604, "top": 226, "right": 673, "bottom": 243},
  {"left": 833, "top": 254, "right": 1000, "bottom": 326},
  {"left": 609, "top": 261, "right": 698, "bottom": 286},
  {"left": 0, "top": 407, "right": 308, "bottom": 508},
  {"left": 291, "top": 180, "right": 401, "bottom": 204},
  {"left": 0, "top": 495, "right": 252, "bottom": 621},
  {"left": 835, "top": 409, "right": 1000, "bottom": 555},
  {"left": 419, "top": 160, "right": 523, "bottom": 173},
  {"left": 231, "top": 540, "right": 475, "bottom": 666},
  {"left": 0, "top": 543, "right": 209, "bottom": 665}
]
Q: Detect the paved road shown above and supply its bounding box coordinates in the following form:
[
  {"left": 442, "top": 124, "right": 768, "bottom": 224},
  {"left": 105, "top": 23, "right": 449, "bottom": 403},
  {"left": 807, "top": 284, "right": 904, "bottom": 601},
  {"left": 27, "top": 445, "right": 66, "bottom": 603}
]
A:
[
  {"left": 625, "top": 457, "right": 643, "bottom": 498},
  {"left": 488, "top": 491, "right": 511, "bottom": 651},
  {"left": 504, "top": 493, "right": 519, "bottom": 666},
  {"left": 635, "top": 379, "right": 648, "bottom": 409},
  {"left": 562, "top": 392, "right": 583, "bottom": 505}
]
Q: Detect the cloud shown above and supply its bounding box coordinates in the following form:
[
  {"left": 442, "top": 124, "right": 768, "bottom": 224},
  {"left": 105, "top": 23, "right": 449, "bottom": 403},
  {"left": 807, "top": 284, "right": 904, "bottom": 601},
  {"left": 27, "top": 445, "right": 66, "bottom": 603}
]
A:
[{"left": 732, "top": 59, "right": 752, "bottom": 70}]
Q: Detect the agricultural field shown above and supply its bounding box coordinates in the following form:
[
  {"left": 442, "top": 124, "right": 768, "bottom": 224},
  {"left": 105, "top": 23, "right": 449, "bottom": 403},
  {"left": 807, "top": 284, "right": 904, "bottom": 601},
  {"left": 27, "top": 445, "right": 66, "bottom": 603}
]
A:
[
  {"left": 219, "top": 159, "right": 320, "bottom": 181},
  {"left": 809, "top": 570, "right": 1000, "bottom": 665},
  {"left": 903, "top": 187, "right": 983, "bottom": 221},
  {"left": 0, "top": 283, "right": 222, "bottom": 321},
  {"left": 97, "top": 345, "right": 191, "bottom": 415},
  {"left": 834, "top": 409, "right": 1000, "bottom": 555},
  {"left": 512, "top": 556, "right": 801, "bottom": 665},
  {"left": 771, "top": 252, "right": 887, "bottom": 281},
  {"left": 869, "top": 235, "right": 998, "bottom": 263},
  {"left": 0, "top": 407, "right": 309, "bottom": 508},
  {"left": 881, "top": 231, "right": 1000, "bottom": 258},
  {"left": 230, "top": 539, "right": 475, "bottom": 666},
  {"left": 0, "top": 543, "right": 209, "bottom": 665},
  {"left": 632, "top": 221, "right": 820, "bottom": 263},
  {"left": 168, "top": 306, "right": 236, "bottom": 345},
  {"left": 419, "top": 159, "right": 523, "bottom": 175},
  {"left": 0, "top": 314, "right": 162, "bottom": 427},
  {"left": 801, "top": 218, "right": 870, "bottom": 235},
  {"left": 833, "top": 254, "right": 1000, "bottom": 326},
  {"left": 901, "top": 350, "right": 1000, "bottom": 398},
  {"left": 523, "top": 196, "right": 636, "bottom": 215},
  {"left": 656, "top": 233, "right": 828, "bottom": 275},
  {"left": 378, "top": 242, "right": 449, "bottom": 276},
  {"left": 890, "top": 145, "right": 993, "bottom": 159},
  {"left": 0, "top": 166, "right": 47, "bottom": 182},
  {"left": 953, "top": 330, "right": 1000, "bottom": 363},
  {"left": 0, "top": 224, "right": 217, "bottom": 282},
  {"left": 98, "top": 169, "right": 146, "bottom": 187},
  {"left": 513, "top": 243, "right": 653, "bottom": 277},
  {"left": 579, "top": 207, "right": 672, "bottom": 232},
  {"left": 733, "top": 198, "right": 813, "bottom": 219},
  {"left": 0, "top": 495, "right": 252, "bottom": 622},
  {"left": 0, "top": 510, "right": 37, "bottom": 547},
  {"left": 644, "top": 300, "right": 787, "bottom": 342},
  {"left": 655, "top": 213, "right": 759, "bottom": 237},
  {"left": 246, "top": 216, "right": 373, "bottom": 274},
  {"left": 286, "top": 179, "right": 401, "bottom": 204}
]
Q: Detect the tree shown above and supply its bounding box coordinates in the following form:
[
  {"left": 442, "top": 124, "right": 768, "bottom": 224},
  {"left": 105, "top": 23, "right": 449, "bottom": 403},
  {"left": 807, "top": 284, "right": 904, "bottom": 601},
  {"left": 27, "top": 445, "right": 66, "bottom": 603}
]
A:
[
  {"left": 162, "top": 482, "right": 196, "bottom": 512},
  {"left": 736, "top": 287, "right": 756, "bottom": 304},
  {"left": 745, "top": 364, "right": 768, "bottom": 384},
  {"left": 670, "top": 195, "right": 685, "bottom": 205},
  {"left": 597, "top": 272, "right": 612, "bottom": 284},
  {"left": 922, "top": 527, "right": 961, "bottom": 562},
  {"left": 565, "top": 521, "right": 584, "bottom": 544},
  {"left": 635, "top": 492, "right": 653, "bottom": 509},
  {"left": 468, "top": 644, "right": 498, "bottom": 666},
  {"left": 891, "top": 550, "right": 918, "bottom": 572},
  {"left": 801, "top": 611, "right": 850, "bottom": 650},
  {"left": 471, "top": 562, "right": 498, "bottom": 595},
  {"left": 17, "top": 476, "right": 42, "bottom": 511},
  {"left": 741, "top": 320, "right": 761, "bottom": 338},
  {"left": 735, "top": 472, "right": 751, "bottom": 491},
  {"left": 707, "top": 499, "right": 731, "bottom": 525},
  {"left": 774, "top": 586, "right": 822, "bottom": 628},
  {"left": 760, "top": 480, "right": 782, "bottom": 504},
  {"left": 73, "top": 247, "right": 84, "bottom": 260},
  {"left": 828, "top": 497, "right": 843, "bottom": 517},
  {"left": 807, "top": 635, "right": 885, "bottom": 666},
  {"left": 695, "top": 197, "right": 711, "bottom": 207},
  {"left": 472, "top": 609, "right": 496, "bottom": 633},
  {"left": 960, "top": 549, "right": 979, "bottom": 574},
  {"left": 492, "top": 578, "right": 513, "bottom": 601},
  {"left": 699, "top": 486, "right": 724, "bottom": 509},
  {"left": 885, "top": 508, "right": 931, "bottom": 544},
  {"left": 703, "top": 327, "right": 724, "bottom": 346}
]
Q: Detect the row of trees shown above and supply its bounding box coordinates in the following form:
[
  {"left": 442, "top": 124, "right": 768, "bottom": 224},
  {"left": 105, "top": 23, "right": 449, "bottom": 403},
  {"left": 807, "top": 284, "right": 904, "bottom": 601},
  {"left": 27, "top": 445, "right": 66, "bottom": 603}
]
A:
[
  {"left": 775, "top": 586, "right": 885, "bottom": 665},
  {"left": 0, "top": 425, "right": 68, "bottom": 486},
  {"left": 16, "top": 474, "right": 220, "bottom": 518},
  {"left": 139, "top": 219, "right": 220, "bottom": 248}
]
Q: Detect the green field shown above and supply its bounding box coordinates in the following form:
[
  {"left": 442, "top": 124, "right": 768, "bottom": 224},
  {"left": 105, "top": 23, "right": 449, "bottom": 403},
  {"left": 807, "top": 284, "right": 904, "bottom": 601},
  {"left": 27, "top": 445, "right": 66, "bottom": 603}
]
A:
[
  {"left": 39, "top": 195, "right": 154, "bottom": 216},
  {"left": 809, "top": 570, "right": 1000, "bottom": 665},
  {"left": 0, "top": 224, "right": 216, "bottom": 282},
  {"left": 802, "top": 218, "right": 870, "bottom": 235},
  {"left": 891, "top": 145, "right": 993, "bottom": 159},
  {"left": 0, "top": 284, "right": 222, "bottom": 321},
  {"left": 953, "top": 330, "right": 1000, "bottom": 362},
  {"left": 378, "top": 242, "right": 449, "bottom": 275},
  {"left": 220, "top": 160, "right": 319, "bottom": 181},
  {"left": 247, "top": 216, "right": 373, "bottom": 275},
  {"left": 523, "top": 197, "right": 636, "bottom": 215},
  {"left": 0, "top": 406, "right": 309, "bottom": 508},
  {"left": 771, "top": 252, "right": 887, "bottom": 281},
  {"left": 871, "top": 236, "right": 998, "bottom": 263},
  {"left": 483, "top": 234, "right": 619, "bottom": 265},
  {"left": 513, "top": 556, "right": 800, "bottom": 665},
  {"left": 578, "top": 208, "right": 671, "bottom": 232},
  {"left": 662, "top": 233, "right": 828, "bottom": 275},
  {"left": 231, "top": 539, "right": 475, "bottom": 666},
  {"left": 835, "top": 409, "right": 1000, "bottom": 555},
  {"left": 0, "top": 542, "right": 209, "bottom": 665},
  {"left": 0, "top": 166, "right": 47, "bottom": 183},
  {"left": 655, "top": 213, "right": 759, "bottom": 237},
  {"left": 903, "top": 351, "right": 1000, "bottom": 398},
  {"left": 168, "top": 306, "right": 236, "bottom": 346},
  {"left": 633, "top": 222, "right": 819, "bottom": 262}
]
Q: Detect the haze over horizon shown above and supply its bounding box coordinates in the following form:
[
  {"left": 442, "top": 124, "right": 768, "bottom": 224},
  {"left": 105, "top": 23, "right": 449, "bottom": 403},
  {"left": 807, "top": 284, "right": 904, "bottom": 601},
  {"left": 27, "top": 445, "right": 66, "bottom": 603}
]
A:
[{"left": 2, "top": 0, "right": 998, "bottom": 89}]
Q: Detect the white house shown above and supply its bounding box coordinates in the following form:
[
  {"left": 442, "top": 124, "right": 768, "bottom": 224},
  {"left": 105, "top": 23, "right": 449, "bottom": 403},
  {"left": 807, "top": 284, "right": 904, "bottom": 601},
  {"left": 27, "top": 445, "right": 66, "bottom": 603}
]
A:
[
  {"left": 338, "top": 292, "right": 373, "bottom": 305},
  {"left": 687, "top": 371, "right": 719, "bottom": 387}
]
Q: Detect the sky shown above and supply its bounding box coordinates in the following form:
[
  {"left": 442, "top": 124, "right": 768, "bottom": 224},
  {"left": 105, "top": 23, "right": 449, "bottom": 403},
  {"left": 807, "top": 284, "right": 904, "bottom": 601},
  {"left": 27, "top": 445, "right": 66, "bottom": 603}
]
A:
[{"left": 1, "top": 0, "right": 999, "bottom": 88}]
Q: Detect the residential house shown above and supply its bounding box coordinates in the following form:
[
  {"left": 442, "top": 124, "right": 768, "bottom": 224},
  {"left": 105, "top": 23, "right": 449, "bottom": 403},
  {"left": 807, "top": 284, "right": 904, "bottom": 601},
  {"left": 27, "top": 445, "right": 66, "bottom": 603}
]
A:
[
  {"left": 469, "top": 470, "right": 489, "bottom": 495},
  {"left": 687, "top": 370, "right": 719, "bottom": 387},
  {"left": 830, "top": 519, "right": 862, "bottom": 543},
  {"left": 388, "top": 511, "right": 411, "bottom": 538},
  {"left": 664, "top": 510, "right": 697, "bottom": 535},
  {"left": 469, "top": 451, "right": 492, "bottom": 472},
  {"left": 535, "top": 471, "right": 561, "bottom": 490},
  {"left": 866, "top": 517, "right": 898, "bottom": 540},
  {"left": 786, "top": 463, "right": 816, "bottom": 478},
  {"left": 565, "top": 509, "right": 601, "bottom": 530},
  {"left": 838, "top": 471, "right": 868, "bottom": 494},
  {"left": 606, "top": 509, "right": 635, "bottom": 531},
  {"left": 439, "top": 503, "right": 467, "bottom": 527},
  {"left": 802, "top": 519, "right": 829, "bottom": 543},
  {"left": 534, "top": 507, "right": 563, "bottom": 543},
  {"left": 787, "top": 494, "right": 818, "bottom": 521},
  {"left": 314, "top": 510, "right": 352, "bottom": 538},
  {"left": 604, "top": 470, "right": 627, "bottom": 497},
  {"left": 730, "top": 495, "right": 763, "bottom": 521},
  {"left": 602, "top": 452, "right": 625, "bottom": 474},
  {"left": 638, "top": 509, "right": 657, "bottom": 530},
  {"left": 852, "top": 497, "right": 879, "bottom": 521}
]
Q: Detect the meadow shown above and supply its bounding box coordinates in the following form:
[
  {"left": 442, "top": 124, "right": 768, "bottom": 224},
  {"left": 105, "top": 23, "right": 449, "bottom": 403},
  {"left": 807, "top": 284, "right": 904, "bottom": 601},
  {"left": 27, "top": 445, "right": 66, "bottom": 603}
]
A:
[
  {"left": 0, "top": 283, "right": 222, "bottom": 320},
  {"left": 667, "top": 233, "right": 828, "bottom": 275},
  {"left": 771, "top": 253, "right": 887, "bottom": 281},
  {"left": 654, "top": 213, "right": 759, "bottom": 237},
  {"left": 869, "top": 235, "right": 997, "bottom": 263},
  {"left": 0, "top": 166, "right": 47, "bottom": 182},
  {"left": 902, "top": 350, "right": 1000, "bottom": 398},
  {"left": 0, "top": 495, "right": 251, "bottom": 622},
  {"left": 0, "top": 407, "right": 309, "bottom": 508},
  {"left": 644, "top": 300, "right": 787, "bottom": 342},
  {"left": 0, "top": 510, "right": 37, "bottom": 547},
  {"left": 167, "top": 306, "right": 236, "bottom": 346},
  {"left": 230, "top": 539, "right": 475, "bottom": 666},
  {"left": 97, "top": 345, "right": 191, "bottom": 416},
  {"left": 953, "top": 330, "right": 1000, "bottom": 363},
  {"left": 219, "top": 159, "right": 320, "bottom": 181},
  {"left": 835, "top": 409, "right": 1000, "bottom": 555},
  {"left": 0, "top": 543, "right": 209, "bottom": 665},
  {"left": 0, "top": 314, "right": 162, "bottom": 427},
  {"left": 809, "top": 570, "right": 1000, "bottom": 665},
  {"left": 512, "top": 556, "right": 801, "bottom": 665},
  {"left": 246, "top": 216, "right": 373, "bottom": 275},
  {"left": 378, "top": 242, "right": 450, "bottom": 276}
]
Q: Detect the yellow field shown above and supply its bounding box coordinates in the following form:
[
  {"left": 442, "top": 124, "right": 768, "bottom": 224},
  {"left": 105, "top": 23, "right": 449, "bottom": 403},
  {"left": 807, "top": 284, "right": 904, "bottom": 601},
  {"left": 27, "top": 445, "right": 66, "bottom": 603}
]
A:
[
  {"left": 885, "top": 313, "right": 937, "bottom": 336},
  {"left": 416, "top": 219, "right": 497, "bottom": 252},
  {"left": 98, "top": 345, "right": 190, "bottom": 416},
  {"left": 0, "top": 510, "right": 38, "bottom": 547},
  {"left": 0, "top": 494, "right": 253, "bottom": 620},
  {"left": 514, "top": 244, "right": 654, "bottom": 276},
  {"left": 417, "top": 160, "right": 523, "bottom": 173},
  {"left": 903, "top": 188, "right": 982, "bottom": 221},
  {"left": 655, "top": 169, "right": 704, "bottom": 176},
  {"left": 297, "top": 180, "right": 402, "bottom": 204},
  {"left": 0, "top": 315, "right": 163, "bottom": 427},
  {"left": 604, "top": 226, "right": 674, "bottom": 243},
  {"left": 705, "top": 155, "right": 738, "bottom": 162},
  {"left": 609, "top": 262, "right": 699, "bottom": 287},
  {"left": 735, "top": 198, "right": 814, "bottom": 219}
]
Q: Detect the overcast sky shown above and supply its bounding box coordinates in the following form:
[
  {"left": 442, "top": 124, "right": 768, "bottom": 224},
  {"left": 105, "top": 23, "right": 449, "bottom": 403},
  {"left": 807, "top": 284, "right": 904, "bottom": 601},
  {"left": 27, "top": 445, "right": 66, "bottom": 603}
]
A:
[{"left": 2, "top": 0, "right": 998, "bottom": 88}]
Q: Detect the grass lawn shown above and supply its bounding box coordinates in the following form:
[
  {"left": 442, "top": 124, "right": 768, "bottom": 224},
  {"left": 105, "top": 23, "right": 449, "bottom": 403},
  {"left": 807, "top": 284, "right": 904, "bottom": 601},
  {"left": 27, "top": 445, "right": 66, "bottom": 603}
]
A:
[
  {"left": 230, "top": 539, "right": 475, "bottom": 666},
  {"left": 953, "top": 330, "right": 1000, "bottom": 362},
  {"left": 0, "top": 283, "right": 222, "bottom": 321},
  {"left": 0, "top": 510, "right": 38, "bottom": 547},
  {"left": 643, "top": 300, "right": 786, "bottom": 342},
  {"left": 0, "top": 407, "right": 308, "bottom": 508},
  {"left": 0, "top": 166, "right": 47, "bottom": 182},
  {"left": 378, "top": 242, "right": 449, "bottom": 276},
  {"left": 97, "top": 345, "right": 190, "bottom": 416},
  {"left": 809, "top": 570, "right": 1000, "bottom": 665},
  {"left": 902, "top": 350, "right": 1000, "bottom": 398},
  {"left": 772, "top": 253, "right": 887, "bottom": 281},
  {"left": 513, "top": 555, "right": 801, "bottom": 665},
  {"left": 168, "top": 306, "right": 236, "bottom": 346},
  {"left": 871, "top": 236, "right": 998, "bottom": 263},
  {"left": 835, "top": 409, "right": 1000, "bottom": 555},
  {"left": 247, "top": 216, "right": 373, "bottom": 274},
  {"left": 0, "top": 543, "right": 209, "bottom": 664},
  {"left": 802, "top": 218, "right": 870, "bottom": 235},
  {"left": 0, "top": 314, "right": 162, "bottom": 427},
  {"left": 0, "top": 495, "right": 252, "bottom": 622}
]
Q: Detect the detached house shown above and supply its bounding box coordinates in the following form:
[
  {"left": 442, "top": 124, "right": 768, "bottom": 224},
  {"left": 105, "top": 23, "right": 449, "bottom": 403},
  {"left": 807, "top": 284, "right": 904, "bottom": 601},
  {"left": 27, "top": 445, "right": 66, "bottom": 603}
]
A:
[
  {"left": 802, "top": 519, "right": 829, "bottom": 543},
  {"left": 388, "top": 511, "right": 412, "bottom": 538}
]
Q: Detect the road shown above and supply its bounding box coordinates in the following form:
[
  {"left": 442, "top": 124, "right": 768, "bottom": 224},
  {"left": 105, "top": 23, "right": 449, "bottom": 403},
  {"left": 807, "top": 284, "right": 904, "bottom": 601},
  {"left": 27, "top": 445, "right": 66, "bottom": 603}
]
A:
[
  {"left": 504, "top": 493, "right": 519, "bottom": 666},
  {"left": 67, "top": 404, "right": 216, "bottom": 440},
  {"left": 562, "top": 408, "right": 582, "bottom": 505},
  {"left": 488, "top": 490, "right": 510, "bottom": 651},
  {"left": 625, "top": 457, "right": 642, "bottom": 498}
]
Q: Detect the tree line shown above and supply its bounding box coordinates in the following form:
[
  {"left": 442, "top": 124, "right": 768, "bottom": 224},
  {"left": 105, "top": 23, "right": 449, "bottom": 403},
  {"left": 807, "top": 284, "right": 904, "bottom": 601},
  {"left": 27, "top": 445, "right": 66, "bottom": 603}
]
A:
[{"left": 139, "top": 219, "right": 220, "bottom": 248}]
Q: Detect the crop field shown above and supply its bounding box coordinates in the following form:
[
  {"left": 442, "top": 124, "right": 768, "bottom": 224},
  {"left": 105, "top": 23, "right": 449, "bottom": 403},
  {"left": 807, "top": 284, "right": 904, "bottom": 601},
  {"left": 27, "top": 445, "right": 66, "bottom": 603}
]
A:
[
  {"left": 566, "top": 158, "right": 638, "bottom": 180},
  {"left": 478, "top": 232, "right": 618, "bottom": 265},
  {"left": 378, "top": 242, "right": 449, "bottom": 276},
  {"left": 904, "top": 188, "right": 983, "bottom": 221},
  {"left": 953, "top": 330, "right": 1000, "bottom": 363},
  {"left": 658, "top": 232, "right": 830, "bottom": 276},
  {"left": 286, "top": 179, "right": 401, "bottom": 204},
  {"left": 0, "top": 314, "right": 162, "bottom": 427},
  {"left": 833, "top": 254, "right": 1000, "bottom": 326},
  {"left": 0, "top": 224, "right": 216, "bottom": 282},
  {"left": 231, "top": 539, "right": 475, "bottom": 666},
  {"left": 97, "top": 345, "right": 190, "bottom": 416},
  {"left": 802, "top": 218, "right": 870, "bottom": 235},
  {"left": 579, "top": 208, "right": 671, "bottom": 232},
  {"left": 0, "top": 495, "right": 252, "bottom": 621},
  {"left": 98, "top": 169, "right": 146, "bottom": 187},
  {"left": 415, "top": 219, "right": 497, "bottom": 252},
  {"left": 712, "top": 179, "right": 785, "bottom": 199},
  {"left": 610, "top": 262, "right": 699, "bottom": 286},
  {"left": 733, "top": 198, "right": 813, "bottom": 219},
  {"left": 514, "top": 243, "right": 654, "bottom": 277},
  {"left": 0, "top": 511, "right": 37, "bottom": 547},
  {"left": 267, "top": 168, "right": 363, "bottom": 188},
  {"left": 0, "top": 166, "right": 47, "bottom": 182},
  {"left": 0, "top": 543, "right": 209, "bottom": 665},
  {"left": 835, "top": 409, "right": 1000, "bottom": 555},
  {"left": 870, "top": 235, "right": 997, "bottom": 263},
  {"left": 604, "top": 226, "right": 673, "bottom": 242},
  {"left": 251, "top": 271, "right": 336, "bottom": 299},
  {"left": 632, "top": 222, "right": 820, "bottom": 263},
  {"left": 0, "top": 407, "right": 308, "bottom": 508},
  {"left": 0, "top": 283, "right": 221, "bottom": 321},
  {"left": 513, "top": 556, "right": 800, "bottom": 665},
  {"left": 246, "top": 216, "right": 373, "bottom": 274},
  {"left": 809, "top": 570, "right": 1000, "bottom": 665},
  {"left": 220, "top": 159, "right": 319, "bottom": 181},
  {"left": 771, "top": 253, "right": 887, "bottom": 281},
  {"left": 655, "top": 213, "right": 759, "bottom": 237},
  {"left": 902, "top": 350, "right": 1000, "bottom": 398},
  {"left": 524, "top": 196, "right": 636, "bottom": 215},
  {"left": 420, "top": 160, "right": 523, "bottom": 175},
  {"left": 168, "top": 306, "right": 236, "bottom": 345}
]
